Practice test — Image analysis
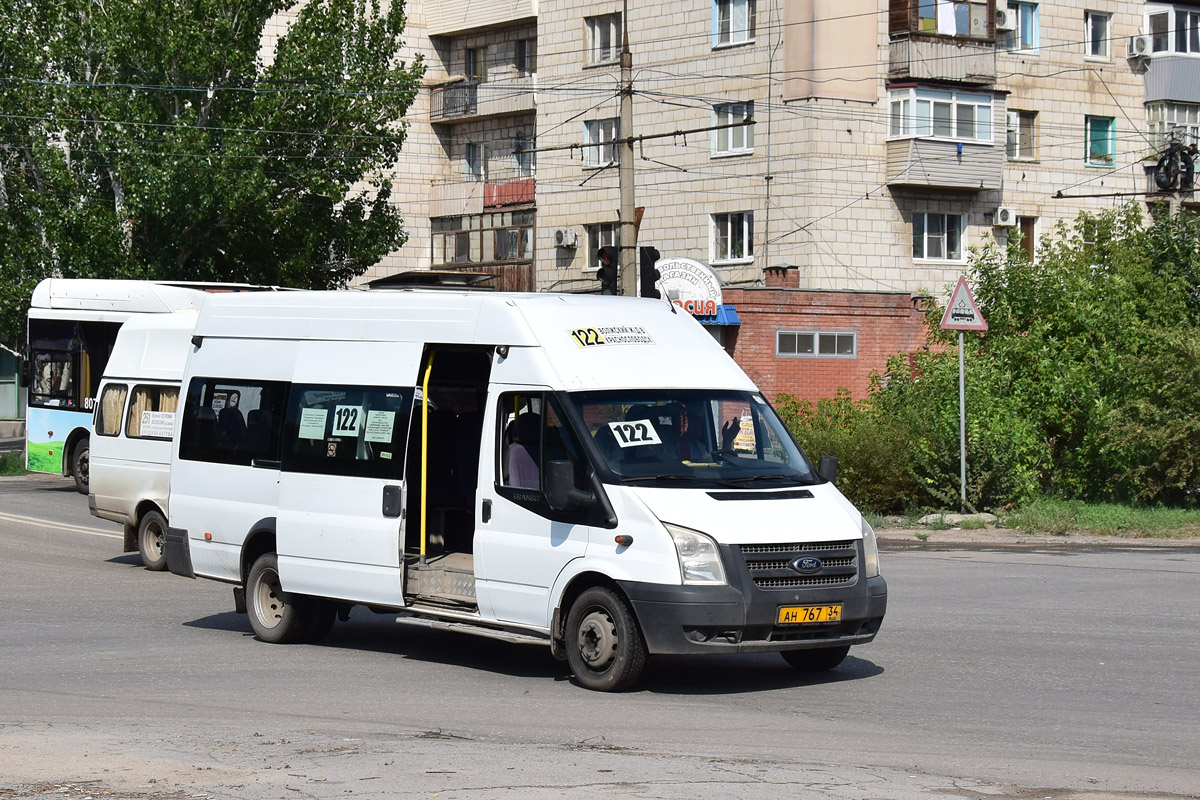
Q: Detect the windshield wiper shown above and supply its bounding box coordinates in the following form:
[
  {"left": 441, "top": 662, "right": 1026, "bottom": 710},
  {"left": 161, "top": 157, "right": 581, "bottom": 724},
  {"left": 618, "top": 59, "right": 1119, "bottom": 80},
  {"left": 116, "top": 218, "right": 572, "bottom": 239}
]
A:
[
  {"left": 720, "top": 473, "right": 810, "bottom": 485},
  {"left": 619, "top": 474, "right": 705, "bottom": 483}
]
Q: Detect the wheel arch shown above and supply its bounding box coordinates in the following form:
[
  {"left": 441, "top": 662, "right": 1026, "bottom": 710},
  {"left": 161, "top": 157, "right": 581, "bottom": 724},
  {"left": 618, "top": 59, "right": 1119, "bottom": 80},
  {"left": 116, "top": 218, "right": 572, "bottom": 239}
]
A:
[
  {"left": 550, "top": 570, "right": 628, "bottom": 651},
  {"left": 240, "top": 518, "right": 278, "bottom": 585},
  {"left": 63, "top": 428, "right": 89, "bottom": 476},
  {"left": 134, "top": 499, "right": 166, "bottom": 526}
]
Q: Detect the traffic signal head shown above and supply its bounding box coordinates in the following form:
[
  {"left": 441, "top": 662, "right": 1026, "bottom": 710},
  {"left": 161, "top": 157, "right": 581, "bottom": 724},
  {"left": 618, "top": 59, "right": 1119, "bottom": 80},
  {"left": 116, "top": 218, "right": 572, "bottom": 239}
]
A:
[
  {"left": 639, "top": 246, "right": 662, "bottom": 299},
  {"left": 597, "top": 245, "right": 618, "bottom": 295}
]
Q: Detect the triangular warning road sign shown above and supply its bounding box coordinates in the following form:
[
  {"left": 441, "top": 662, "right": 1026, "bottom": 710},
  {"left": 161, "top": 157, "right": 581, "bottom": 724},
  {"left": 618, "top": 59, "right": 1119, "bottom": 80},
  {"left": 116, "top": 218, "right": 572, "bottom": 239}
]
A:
[{"left": 939, "top": 276, "right": 988, "bottom": 331}]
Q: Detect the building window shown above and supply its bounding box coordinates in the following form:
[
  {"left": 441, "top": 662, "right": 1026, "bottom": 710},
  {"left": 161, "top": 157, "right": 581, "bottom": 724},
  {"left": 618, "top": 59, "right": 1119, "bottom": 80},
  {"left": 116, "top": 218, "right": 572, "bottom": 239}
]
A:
[
  {"left": 919, "top": 0, "right": 989, "bottom": 37},
  {"left": 713, "top": 102, "right": 754, "bottom": 155},
  {"left": 714, "top": 0, "right": 755, "bottom": 46},
  {"left": 776, "top": 331, "right": 857, "bottom": 358},
  {"left": 465, "top": 142, "right": 485, "bottom": 182},
  {"left": 712, "top": 212, "right": 753, "bottom": 263},
  {"left": 1006, "top": 110, "right": 1037, "bottom": 160},
  {"left": 432, "top": 211, "right": 535, "bottom": 266},
  {"left": 515, "top": 39, "right": 536, "bottom": 75},
  {"left": 513, "top": 135, "right": 534, "bottom": 177},
  {"left": 464, "top": 47, "right": 486, "bottom": 82},
  {"left": 1147, "top": 102, "right": 1200, "bottom": 148},
  {"left": 888, "top": 88, "right": 993, "bottom": 143},
  {"left": 912, "top": 212, "right": 964, "bottom": 261},
  {"left": 1009, "top": 2, "right": 1039, "bottom": 51},
  {"left": 1085, "top": 116, "right": 1115, "bottom": 167},
  {"left": 586, "top": 222, "right": 618, "bottom": 270},
  {"left": 1016, "top": 216, "right": 1037, "bottom": 262},
  {"left": 1147, "top": 7, "right": 1200, "bottom": 53},
  {"left": 584, "top": 117, "right": 618, "bottom": 167},
  {"left": 1085, "top": 11, "right": 1110, "bottom": 57},
  {"left": 587, "top": 13, "right": 621, "bottom": 64}
]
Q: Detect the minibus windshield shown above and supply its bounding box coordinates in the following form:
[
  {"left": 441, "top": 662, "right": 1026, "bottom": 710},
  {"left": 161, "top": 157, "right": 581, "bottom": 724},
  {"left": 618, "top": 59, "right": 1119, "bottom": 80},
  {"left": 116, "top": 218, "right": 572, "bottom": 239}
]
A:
[{"left": 568, "top": 390, "right": 818, "bottom": 486}]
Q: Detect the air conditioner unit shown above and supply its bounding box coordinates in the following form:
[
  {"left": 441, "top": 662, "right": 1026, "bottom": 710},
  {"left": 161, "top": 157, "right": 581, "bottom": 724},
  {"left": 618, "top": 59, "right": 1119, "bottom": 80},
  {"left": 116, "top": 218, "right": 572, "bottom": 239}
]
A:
[
  {"left": 993, "top": 207, "right": 1017, "bottom": 227},
  {"left": 1128, "top": 34, "right": 1152, "bottom": 58},
  {"left": 553, "top": 227, "right": 578, "bottom": 248},
  {"left": 996, "top": 8, "right": 1017, "bottom": 31}
]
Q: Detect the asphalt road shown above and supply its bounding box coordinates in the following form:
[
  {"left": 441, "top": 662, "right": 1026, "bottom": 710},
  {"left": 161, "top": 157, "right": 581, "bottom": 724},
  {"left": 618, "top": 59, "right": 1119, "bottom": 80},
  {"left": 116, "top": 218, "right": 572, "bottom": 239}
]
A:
[{"left": 1, "top": 472, "right": 1199, "bottom": 800}]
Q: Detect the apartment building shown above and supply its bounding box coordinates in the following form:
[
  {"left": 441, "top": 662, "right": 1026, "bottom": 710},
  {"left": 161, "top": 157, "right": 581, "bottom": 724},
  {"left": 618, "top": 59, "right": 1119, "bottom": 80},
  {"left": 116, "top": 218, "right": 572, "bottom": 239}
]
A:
[{"left": 264, "top": 0, "right": 1194, "bottom": 399}]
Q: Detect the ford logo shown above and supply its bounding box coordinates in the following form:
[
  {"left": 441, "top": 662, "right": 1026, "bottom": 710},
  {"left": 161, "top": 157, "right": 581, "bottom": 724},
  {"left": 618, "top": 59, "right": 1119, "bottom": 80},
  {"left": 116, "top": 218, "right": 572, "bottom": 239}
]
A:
[{"left": 790, "top": 556, "right": 823, "bottom": 574}]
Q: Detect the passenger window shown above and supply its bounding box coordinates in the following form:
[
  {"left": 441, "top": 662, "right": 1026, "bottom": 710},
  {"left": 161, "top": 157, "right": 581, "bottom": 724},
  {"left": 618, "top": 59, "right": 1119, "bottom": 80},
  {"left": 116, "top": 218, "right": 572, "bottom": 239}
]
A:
[
  {"left": 497, "top": 392, "right": 590, "bottom": 499},
  {"left": 178, "top": 378, "right": 288, "bottom": 465},
  {"left": 95, "top": 384, "right": 128, "bottom": 437},
  {"left": 126, "top": 385, "right": 180, "bottom": 440},
  {"left": 281, "top": 384, "right": 414, "bottom": 480}
]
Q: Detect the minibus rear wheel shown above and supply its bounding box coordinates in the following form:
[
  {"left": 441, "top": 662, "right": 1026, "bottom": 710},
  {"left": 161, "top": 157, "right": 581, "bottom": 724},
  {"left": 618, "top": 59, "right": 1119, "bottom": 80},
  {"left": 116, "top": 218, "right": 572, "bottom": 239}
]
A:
[
  {"left": 247, "top": 553, "right": 310, "bottom": 644},
  {"left": 781, "top": 645, "right": 850, "bottom": 671},
  {"left": 137, "top": 510, "right": 168, "bottom": 571},
  {"left": 71, "top": 441, "right": 89, "bottom": 495},
  {"left": 565, "top": 587, "right": 647, "bottom": 692}
]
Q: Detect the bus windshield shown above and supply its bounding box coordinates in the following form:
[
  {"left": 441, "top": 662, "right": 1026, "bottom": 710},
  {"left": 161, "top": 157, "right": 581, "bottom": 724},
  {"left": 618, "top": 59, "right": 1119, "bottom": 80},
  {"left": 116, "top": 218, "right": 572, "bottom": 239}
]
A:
[{"left": 567, "top": 389, "right": 819, "bottom": 487}]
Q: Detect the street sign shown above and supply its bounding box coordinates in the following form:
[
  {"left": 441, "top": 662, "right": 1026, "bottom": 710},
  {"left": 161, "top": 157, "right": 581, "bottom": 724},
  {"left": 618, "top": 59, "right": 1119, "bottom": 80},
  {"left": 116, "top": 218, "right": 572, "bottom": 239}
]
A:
[{"left": 940, "top": 276, "right": 988, "bottom": 331}]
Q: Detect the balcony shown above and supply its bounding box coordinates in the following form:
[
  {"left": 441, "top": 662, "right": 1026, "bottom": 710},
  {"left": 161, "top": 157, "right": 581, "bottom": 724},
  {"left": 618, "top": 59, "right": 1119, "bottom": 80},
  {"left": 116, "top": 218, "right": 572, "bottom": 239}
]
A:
[
  {"left": 429, "top": 77, "right": 536, "bottom": 124},
  {"left": 886, "top": 138, "right": 1003, "bottom": 190},
  {"left": 1145, "top": 55, "right": 1200, "bottom": 104},
  {"left": 889, "top": 35, "right": 997, "bottom": 84}
]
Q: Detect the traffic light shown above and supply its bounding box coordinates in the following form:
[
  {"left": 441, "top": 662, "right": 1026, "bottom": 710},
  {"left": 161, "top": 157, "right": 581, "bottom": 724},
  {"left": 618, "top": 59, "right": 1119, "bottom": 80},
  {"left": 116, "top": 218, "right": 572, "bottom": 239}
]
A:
[
  {"left": 639, "top": 246, "right": 661, "bottom": 299},
  {"left": 597, "top": 245, "right": 618, "bottom": 295}
]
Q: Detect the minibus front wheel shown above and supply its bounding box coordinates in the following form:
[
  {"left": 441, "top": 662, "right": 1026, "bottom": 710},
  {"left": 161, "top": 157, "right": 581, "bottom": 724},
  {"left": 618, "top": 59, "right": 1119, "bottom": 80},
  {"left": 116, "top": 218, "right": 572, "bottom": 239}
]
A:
[{"left": 565, "top": 587, "right": 647, "bottom": 692}]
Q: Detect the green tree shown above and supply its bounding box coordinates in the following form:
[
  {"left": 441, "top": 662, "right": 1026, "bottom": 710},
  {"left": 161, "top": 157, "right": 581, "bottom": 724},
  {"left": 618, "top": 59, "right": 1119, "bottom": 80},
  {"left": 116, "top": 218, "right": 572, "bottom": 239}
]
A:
[{"left": 0, "top": 0, "right": 424, "bottom": 343}]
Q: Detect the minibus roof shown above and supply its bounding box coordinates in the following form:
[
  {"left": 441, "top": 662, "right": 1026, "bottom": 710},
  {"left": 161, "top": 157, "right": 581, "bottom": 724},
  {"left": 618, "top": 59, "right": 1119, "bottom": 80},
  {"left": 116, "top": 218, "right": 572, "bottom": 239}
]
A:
[
  {"left": 193, "top": 290, "right": 756, "bottom": 393},
  {"left": 103, "top": 312, "right": 199, "bottom": 382}
]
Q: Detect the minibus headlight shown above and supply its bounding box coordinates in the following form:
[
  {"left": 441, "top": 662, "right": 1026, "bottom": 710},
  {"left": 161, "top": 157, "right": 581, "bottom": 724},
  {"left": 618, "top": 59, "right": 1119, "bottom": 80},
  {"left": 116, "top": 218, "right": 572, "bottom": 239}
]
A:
[
  {"left": 664, "top": 523, "right": 727, "bottom": 586},
  {"left": 862, "top": 518, "right": 881, "bottom": 578}
]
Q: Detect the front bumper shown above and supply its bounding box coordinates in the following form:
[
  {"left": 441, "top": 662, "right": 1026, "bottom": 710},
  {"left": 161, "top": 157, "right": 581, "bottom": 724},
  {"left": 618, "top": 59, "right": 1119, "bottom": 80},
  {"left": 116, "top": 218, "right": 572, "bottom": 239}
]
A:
[{"left": 619, "top": 541, "right": 887, "bottom": 655}]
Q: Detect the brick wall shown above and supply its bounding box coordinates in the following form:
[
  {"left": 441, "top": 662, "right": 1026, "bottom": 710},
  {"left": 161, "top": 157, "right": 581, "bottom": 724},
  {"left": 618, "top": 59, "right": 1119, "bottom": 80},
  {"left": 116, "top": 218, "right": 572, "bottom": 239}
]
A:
[{"left": 721, "top": 287, "right": 929, "bottom": 404}]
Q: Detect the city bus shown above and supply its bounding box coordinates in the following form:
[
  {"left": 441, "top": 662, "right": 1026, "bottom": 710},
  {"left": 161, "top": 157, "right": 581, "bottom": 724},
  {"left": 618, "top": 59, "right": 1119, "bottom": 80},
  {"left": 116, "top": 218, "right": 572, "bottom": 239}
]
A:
[{"left": 24, "top": 279, "right": 288, "bottom": 493}]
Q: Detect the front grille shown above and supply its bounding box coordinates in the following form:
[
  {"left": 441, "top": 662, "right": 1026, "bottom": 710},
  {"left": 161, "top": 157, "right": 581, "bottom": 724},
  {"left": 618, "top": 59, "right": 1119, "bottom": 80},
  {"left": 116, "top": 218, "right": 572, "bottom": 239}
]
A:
[{"left": 739, "top": 540, "right": 858, "bottom": 590}]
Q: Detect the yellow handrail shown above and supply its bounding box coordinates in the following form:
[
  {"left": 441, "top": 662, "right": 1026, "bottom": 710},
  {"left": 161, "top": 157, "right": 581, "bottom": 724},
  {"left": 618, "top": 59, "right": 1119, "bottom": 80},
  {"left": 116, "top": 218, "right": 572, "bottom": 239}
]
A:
[{"left": 419, "top": 352, "right": 435, "bottom": 564}]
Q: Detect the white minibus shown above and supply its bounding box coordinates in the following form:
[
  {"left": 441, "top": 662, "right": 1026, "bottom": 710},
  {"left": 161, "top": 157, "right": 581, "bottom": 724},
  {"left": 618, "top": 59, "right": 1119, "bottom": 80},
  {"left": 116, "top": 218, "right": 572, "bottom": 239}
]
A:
[
  {"left": 165, "top": 291, "right": 886, "bottom": 691},
  {"left": 89, "top": 313, "right": 197, "bottom": 570}
]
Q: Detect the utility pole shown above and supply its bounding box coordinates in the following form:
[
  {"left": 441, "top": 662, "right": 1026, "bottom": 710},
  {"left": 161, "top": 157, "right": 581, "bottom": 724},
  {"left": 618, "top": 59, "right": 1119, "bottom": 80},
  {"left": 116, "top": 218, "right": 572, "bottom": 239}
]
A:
[{"left": 618, "top": 0, "right": 636, "bottom": 297}]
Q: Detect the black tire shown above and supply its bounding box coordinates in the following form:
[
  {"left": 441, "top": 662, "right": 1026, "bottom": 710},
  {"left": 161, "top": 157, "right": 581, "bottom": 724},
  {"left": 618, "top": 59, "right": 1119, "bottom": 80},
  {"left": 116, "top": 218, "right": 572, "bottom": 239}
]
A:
[
  {"left": 781, "top": 645, "right": 851, "bottom": 671},
  {"left": 71, "top": 441, "right": 90, "bottom": 495},
  {"left": 137, "top": 510, "right": 169, "bottom": 571},
  {"left": 564, "top": 587, "right": 647, "bottom": 692},
  {"left": 246, "top": 553, "right": 309, "bottom": 644}
]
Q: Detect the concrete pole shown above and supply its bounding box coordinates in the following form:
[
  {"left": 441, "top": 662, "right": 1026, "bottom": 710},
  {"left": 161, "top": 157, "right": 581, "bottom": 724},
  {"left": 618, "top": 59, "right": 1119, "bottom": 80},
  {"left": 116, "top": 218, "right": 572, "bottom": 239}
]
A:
[{"left": 618, "top": 0, "right": 636, "bottom": 297}]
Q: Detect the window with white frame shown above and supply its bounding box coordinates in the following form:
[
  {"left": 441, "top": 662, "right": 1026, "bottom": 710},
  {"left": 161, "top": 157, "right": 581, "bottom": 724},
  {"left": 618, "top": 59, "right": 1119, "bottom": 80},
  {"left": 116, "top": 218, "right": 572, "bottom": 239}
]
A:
[
  {"left": 712, "top": 212, "right": 753, "bottom": 262},
  {"left": 1085, "top": 115, "right": 1115, "bottom": 166},
  {"left": 1147, "top": 6, "right": 1200, "bottom": 53},
  {"left": 776, "top": 330, "right": 857, "bottom": 358},
  {"left": 1085, "top": 11, "right": 1111, "bottom": 57},
  {"left": 713, "top": 102, "right": 754, "bottom": 155},
  {"left": 587, "top": 14, "right": 621, "bottom": 64},
  {"left": 586, "top": 222, "right": 618, "bottom": 270},
  {"left": 888, "top": 87, "right": 993, "bottom": 142},
  {"left": 583, "top": 118, "right": 618, "bottom": 167},
  {"left": 465, "top": 142, "right": 485, "bottom": 182},
  {"left": 1147, "top": 102, "right": 1200, "bottom": 149},
  {"left": 912, "top": 212, "right": 964, "bottom": 261},
  {"left": 1009, "top": 1, "right": 1039, "bottom": 51},
  {"left": 714, "top": 0, "right": 756, "bottom": 46},
  {"left": 1006, "top": 110, "right": 1037, "bottom": 160}
]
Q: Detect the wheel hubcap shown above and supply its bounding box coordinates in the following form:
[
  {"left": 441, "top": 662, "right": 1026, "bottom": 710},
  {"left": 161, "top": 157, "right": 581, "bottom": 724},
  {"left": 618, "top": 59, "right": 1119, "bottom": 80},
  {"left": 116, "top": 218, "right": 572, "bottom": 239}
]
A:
[
  {"left": 145, "top": 524, "right": 164, "bottom": 559},
  {"left": 254, "top": 569, "right": 285, "bottom": 629},
  {"left": 576, "top": 609, "right": 618, "bottom": 670}
]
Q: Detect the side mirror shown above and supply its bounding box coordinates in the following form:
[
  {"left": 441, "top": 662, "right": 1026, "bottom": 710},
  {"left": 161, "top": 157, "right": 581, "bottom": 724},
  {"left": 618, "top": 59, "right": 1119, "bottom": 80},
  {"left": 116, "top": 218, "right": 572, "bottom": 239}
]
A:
[
  {"left": 545, "top": 459, "right": 594, "bottom": 512},
  {"left": 818, "top": 455, "right": 839, "bottom": 485}
]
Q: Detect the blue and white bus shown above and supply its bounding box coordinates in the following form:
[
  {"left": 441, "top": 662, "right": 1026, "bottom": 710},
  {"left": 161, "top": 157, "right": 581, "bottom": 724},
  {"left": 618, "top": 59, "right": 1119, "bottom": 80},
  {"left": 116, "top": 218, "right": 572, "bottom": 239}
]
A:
[{"left": 24, "top": 279, "right": 288, "bottom": 493}]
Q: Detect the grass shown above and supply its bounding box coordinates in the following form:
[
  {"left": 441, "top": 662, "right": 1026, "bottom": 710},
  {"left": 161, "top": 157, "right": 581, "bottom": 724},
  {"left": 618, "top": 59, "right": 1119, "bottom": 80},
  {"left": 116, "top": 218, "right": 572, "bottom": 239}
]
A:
[
  {"left": 998, "top": 498, "right": 1200, "bottom": 538},
  {"left": 0, "top": 450, "right": 29, "bottom": 476}
]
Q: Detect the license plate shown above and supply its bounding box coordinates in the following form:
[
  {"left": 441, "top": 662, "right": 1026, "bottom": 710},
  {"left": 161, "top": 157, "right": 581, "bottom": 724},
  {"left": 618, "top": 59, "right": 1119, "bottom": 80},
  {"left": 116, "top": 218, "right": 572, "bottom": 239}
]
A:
[{"left": 777, "top": 604, "right": 842, "bottom": 624}]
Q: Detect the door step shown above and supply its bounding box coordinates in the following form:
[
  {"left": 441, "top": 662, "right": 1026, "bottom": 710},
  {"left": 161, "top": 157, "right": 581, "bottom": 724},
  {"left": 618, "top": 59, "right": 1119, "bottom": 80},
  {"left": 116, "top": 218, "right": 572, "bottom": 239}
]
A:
[
  {"left": 406, "top": 551, "right": 476, "bottom": 603},
  {"left": 395, "top": 612, "right": 551, "bottom": 646}
]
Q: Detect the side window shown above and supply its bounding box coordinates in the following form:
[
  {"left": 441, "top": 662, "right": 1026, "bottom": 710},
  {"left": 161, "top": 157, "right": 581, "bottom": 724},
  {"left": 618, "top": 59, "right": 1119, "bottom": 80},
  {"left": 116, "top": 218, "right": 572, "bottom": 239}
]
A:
[
  {"left": 281, "top": 384, "right": 414, "bottom": 480},
  {"left": 126, "top": 384, "right": 180, "bottom": 440},
  {"left": 95, "top": 384, "right": 128, "bottom": 437},
  {"left": 178, "top": 377, "right": 288, "bottom": 466},
  {"left": 497, "top": 392, "right": 589, "bottom": 498}
]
